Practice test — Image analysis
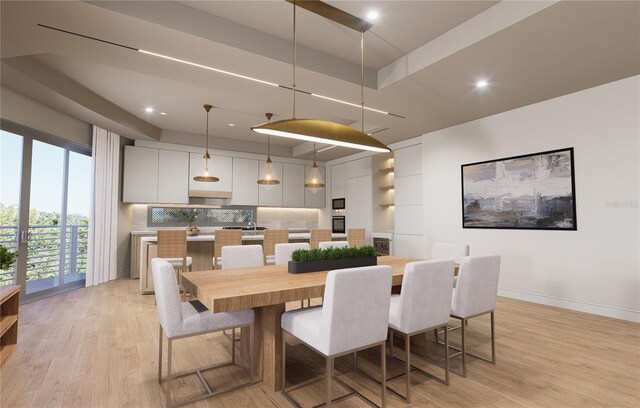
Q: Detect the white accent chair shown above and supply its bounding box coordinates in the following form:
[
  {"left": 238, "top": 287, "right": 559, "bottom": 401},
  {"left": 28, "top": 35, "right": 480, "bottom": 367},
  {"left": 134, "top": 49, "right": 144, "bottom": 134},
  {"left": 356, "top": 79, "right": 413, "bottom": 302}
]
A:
[
  {"left": 274, "top": 242, "right": 310, "bottom": 265},
  {"left": 281, "top": 265, "right": 393, "bottom": 408},
  {"left": 152, "top": 258, "right": 255, "bottom": 407},
  {"left": 221, "top": 245, "right": 264, "bottom": 269},
  {"left": 386, "top": 260, "right": 455, "bottom": 402},
  {"left": 445, "top": 255, "right": 501, "bottom": 377},
  {"left": 319, "top": 241, "right": 349, "bottom": 249}
]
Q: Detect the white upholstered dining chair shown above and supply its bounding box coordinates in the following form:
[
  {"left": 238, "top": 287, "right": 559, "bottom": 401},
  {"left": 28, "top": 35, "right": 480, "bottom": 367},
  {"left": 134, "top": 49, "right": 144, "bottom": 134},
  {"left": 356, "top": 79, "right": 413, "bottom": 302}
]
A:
[
  {"left": 319, "top": 241, "right": 349, "bottom": 249},
  {"left": 386, "top": 260, "right": 455, "bottom": 402},
  {"left": 444, "top": 255, "right": 501, "bottom": 377},
  {"left": 221, "top": 245, "right": 264, "bottom": 269},
  {"left": 281, "top": 265, "right": 393, "bottom": 408},
  {"left": 274, "top": 242, "right": 310, "bottom": 265},
  {"left": 152, "top": 258, "right": 255, "bottom": 407}
]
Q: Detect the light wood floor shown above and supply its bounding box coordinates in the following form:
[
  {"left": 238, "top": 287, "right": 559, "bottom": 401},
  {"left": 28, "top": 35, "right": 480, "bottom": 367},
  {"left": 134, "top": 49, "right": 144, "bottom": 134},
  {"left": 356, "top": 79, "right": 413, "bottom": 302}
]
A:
[{"left": 1, "top": 279, "right": 639, "bottom": 408}]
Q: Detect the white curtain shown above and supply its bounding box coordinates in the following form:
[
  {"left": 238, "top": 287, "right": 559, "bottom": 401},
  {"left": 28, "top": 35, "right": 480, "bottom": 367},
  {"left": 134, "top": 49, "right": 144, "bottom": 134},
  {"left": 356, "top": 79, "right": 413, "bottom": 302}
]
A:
[{"left": 86, "top": 126, "right": 120, "bottom": 286}]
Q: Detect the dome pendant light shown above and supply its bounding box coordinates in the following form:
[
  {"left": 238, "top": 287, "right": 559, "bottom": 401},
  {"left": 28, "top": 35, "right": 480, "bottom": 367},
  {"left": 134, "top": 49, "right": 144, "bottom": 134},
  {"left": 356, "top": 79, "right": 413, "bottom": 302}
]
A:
[
  {"left": 257, "top": 113, "right": 280, "bottom": 187},
  {"left": 250, "top": 1, "right": 390, "bottom": 153},
  {"left": 305, "top": 143, "right": 325, "bottom": 191},
  {"left": 193, "top": 104, "right": 219, "bottom": 182}
]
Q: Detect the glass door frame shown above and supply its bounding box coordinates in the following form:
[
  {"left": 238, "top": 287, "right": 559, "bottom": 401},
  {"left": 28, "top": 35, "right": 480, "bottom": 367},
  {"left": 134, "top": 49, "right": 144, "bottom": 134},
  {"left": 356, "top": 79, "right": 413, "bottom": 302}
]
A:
[{"left": 1, "top": 119, "right": 91, "bottom": 302}]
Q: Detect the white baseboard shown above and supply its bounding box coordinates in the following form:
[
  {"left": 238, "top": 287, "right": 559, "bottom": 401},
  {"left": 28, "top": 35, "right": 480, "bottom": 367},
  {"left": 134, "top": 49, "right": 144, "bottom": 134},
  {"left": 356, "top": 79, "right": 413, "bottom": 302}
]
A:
[{"left": 498, "top": 287, "right": 640, "bottom": 323}]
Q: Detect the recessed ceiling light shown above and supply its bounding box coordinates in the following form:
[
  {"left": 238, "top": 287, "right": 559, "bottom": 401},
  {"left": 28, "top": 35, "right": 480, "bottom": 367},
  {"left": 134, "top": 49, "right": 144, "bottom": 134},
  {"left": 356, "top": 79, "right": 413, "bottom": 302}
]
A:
[
  {"left": 228, "top": 123, "right": 235, "bottom": 127},
  {"left": 475, "top": 80, "right": 489, "bottom": 89},
  {"left": 160, "top": 112, "right": 167, "bottom": 116},
  {"left": 367, "top": 10, "right": 379, "bottom": 20},
  {"left": 145, "top": 107, "right": 154, "bottom": 113}
]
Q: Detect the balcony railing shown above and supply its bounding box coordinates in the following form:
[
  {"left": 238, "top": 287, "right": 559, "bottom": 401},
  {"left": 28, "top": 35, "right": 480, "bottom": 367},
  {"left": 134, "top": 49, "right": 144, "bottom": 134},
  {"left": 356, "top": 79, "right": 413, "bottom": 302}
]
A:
[{"left": 0, "top": 225, "right": 88, "bottom": 287}]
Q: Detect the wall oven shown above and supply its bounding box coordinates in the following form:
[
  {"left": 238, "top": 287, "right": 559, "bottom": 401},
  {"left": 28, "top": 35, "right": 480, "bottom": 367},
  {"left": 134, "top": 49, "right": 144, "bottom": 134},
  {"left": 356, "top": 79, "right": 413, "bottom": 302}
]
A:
[
  {"left": 332, "top": 216, "right": 345, "bottom": 233},
  {"left": 332, "top": 198, "right": 345, "bottom": 210}
]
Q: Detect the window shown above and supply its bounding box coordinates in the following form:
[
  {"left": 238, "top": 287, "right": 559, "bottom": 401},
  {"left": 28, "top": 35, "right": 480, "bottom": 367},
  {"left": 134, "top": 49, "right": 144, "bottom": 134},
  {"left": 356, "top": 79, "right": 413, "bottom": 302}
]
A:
[{"left": 148, "top": 206, "right": 256, "bottom": 227}]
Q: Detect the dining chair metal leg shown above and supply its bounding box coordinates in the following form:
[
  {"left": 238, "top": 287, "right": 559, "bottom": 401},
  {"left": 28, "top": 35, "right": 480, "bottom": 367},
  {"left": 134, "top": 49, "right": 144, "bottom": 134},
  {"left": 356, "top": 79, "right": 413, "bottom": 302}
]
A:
[
  {"left": 381, "top": 341, "right": 387, "bottom": 408},
  {"left": 491, "top": 312, "right": 496, "bottom": 364},
  {"left": 405, "top": 333, "right": 411, "bottom": 403},
  {"left": 326, "top": 356, "right": 332, "bottom": 407},
  {"left": 231, "top": 328, "right": 236, "bottom": 364},
  {"left": 158, "top": 326, "right": 163, "bottom": 382},
  {"left": 461, "top": 318, "right": 467, "bottom": 378},
  {"left": 389, "top": 332, "right": 394, "bottom": 358},
  {"left": 444, "top": 323, "right": 450, "bottom": 385},
  {"left": 167, "top": 338, "right": 173, "bottom": 405}
]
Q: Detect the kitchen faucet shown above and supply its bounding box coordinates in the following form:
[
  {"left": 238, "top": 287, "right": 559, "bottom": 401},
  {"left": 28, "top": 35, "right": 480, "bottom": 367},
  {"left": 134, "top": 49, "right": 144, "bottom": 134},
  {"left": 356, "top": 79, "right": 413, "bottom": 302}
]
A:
[{"left": 248, "top": 221, "right": 257, "bottom": 233}]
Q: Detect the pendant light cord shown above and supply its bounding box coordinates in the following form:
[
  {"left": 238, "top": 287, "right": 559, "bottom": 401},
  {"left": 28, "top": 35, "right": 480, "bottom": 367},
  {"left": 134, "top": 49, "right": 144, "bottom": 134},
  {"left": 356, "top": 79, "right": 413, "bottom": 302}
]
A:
[
  {"left": 292, "top": 1, "right": 297, "bottom": 119},
  {"left": 361, "top": 30, "right": 364, "bottom": 133}
]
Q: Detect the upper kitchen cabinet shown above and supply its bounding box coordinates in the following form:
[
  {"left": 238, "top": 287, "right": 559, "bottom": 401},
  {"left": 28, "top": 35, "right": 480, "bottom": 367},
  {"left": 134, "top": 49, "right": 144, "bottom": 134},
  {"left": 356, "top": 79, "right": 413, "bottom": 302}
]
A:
[
  {"left": 258, "top": 160, "right": 283, "bottom": 207},
  {"left": 357, "top": 157, "right": 372, "bottom": 177},
  {"left": 346, "top": 160, "right": 359, "bottom": 179},
  {"left": 394, "top": 145, "right": 422, "bottom": 177},
  {"left": 157, "top": 150, "right": 189, "bottom": 204},
  {"left": 230, "top": 157, "right": 259, "bottom": 205},
  {"left": 123, "top": 146, "right": 159, "bottom": 203},
  {"left": 282, "top": 163, "right": 304, "bottom": 207},
  {"left": 188, "top": 153, "right": 233, "bottom": 198},
  {"left": 304, "top": 165, "right": 326, "bottom": 208}
]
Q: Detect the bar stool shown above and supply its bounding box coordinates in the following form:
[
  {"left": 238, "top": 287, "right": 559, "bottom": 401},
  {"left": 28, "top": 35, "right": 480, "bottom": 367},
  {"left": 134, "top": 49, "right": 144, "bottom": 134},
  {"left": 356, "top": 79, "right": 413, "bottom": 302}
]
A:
[
  {"left": 310, "top": 228, "right": 331, "bottom": 249},
  {"left": 152, "top": 258, "right": 255, "bottom": 407},
  {"left": 347, "top": 228, "right": 366, "bottom": 247},
  {"left": 157, "top": 230, "right": 192, "bottom": 300},
  {"left": 281, "top": 265, "right": 393, "bottom": 408},
  {"left": 212, "top": 229, "right": 242, "bottom": 269},
  {"left": 263, "top": 229, "right": 289, "bottom": 265}
]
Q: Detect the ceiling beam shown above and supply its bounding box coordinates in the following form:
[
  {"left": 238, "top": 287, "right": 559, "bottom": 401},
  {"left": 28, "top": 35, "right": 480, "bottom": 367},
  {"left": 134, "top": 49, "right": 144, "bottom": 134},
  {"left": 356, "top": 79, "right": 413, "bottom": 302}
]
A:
[{"left": 285, "top": 0, "right": 373, "bottom": 32}]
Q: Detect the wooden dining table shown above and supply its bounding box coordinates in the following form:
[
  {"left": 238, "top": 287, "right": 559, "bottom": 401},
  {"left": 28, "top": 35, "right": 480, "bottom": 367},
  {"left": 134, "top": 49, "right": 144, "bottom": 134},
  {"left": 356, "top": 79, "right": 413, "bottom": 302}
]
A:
[{"left": 181, "top": 256, "right": 458, "bottom": 392}]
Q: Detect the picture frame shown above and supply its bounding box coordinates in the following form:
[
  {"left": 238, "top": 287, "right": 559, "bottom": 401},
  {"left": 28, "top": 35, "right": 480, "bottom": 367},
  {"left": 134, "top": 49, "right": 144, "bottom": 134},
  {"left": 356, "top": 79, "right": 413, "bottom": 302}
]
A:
[{"left": 461, "top": 147, "right": 577, "bottom": 230}]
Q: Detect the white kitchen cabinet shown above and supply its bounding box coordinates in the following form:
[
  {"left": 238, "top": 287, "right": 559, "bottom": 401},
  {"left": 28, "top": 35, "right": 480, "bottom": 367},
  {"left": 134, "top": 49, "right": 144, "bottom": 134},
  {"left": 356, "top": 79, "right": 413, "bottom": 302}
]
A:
[
  {"left": 258, "top": 160, "right": 283, "bottom": 206},
  {"left": 331, "top": 163, "right": 346, "bottom": 199},
  {"left": 345, "top": 177, "right": 358, "bottom": 229},
  {"left": 282, "top": 163, "right": 305, "bottom": 207},
  {"left": 123, "top": 146, "right": 159, "bottom": 203},
  {"left": 157, "top": 150, "right": 189, "bottom": 204},
  {"left": 394, "top": 174, "right": 422, "bottom": 206},
  {"left": 395, "top": 145, "right": 422, "bottom": 177},
  {"left": 230, "top": 157, "right": 259, "bottom": 205},
  {"left": 358, "top": 157, "right": 372, "bottom": 177},
  {"left": 189, "top": 153, "right": 233, "bottom": 197},
  {"left": 346, "top": 160, "right": 359, "bottom": 179},
  {"left": 357, "top": 175, "right": 373, "bottom": 243},
  {"left": 304, "top": 165, "right": 326, "bottom": 208}
]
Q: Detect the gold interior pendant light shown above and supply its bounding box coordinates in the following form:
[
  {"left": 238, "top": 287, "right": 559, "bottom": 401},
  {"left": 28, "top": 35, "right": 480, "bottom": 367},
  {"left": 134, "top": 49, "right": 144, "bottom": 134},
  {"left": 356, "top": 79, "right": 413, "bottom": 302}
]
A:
[
  {"left": 250, "top": 1, "right": 390, "bottom": 153},
  {"left": 304, "top": 143, "right": 325, "bottom": 190},
  {"left": 193, "top": 104, "right": 219, "bottom": 182},
  {"left": 257, "top": 113, "right": 280, "bottom": 186}
]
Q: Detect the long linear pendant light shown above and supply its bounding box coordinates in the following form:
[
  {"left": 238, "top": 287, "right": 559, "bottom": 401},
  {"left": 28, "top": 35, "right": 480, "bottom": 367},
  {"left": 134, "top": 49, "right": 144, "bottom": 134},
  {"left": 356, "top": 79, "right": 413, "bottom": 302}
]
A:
[
  {"left": 305, "top": 143, "right": 326, "bottom": 189},
  {"left": 250, "top": 1, "right": 391, "bottom": 153},
  {"left": 193, "top": 104, "right": 219, "bottom": 182},
  {"left": 257, "top": 113, "right": 280, "bottom": 186}
]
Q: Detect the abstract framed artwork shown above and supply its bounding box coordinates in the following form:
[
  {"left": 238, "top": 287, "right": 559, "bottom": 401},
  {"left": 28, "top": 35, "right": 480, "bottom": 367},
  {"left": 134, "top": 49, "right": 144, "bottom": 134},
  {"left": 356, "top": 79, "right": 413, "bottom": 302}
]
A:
[{"left": 461, "top": 148, "right": 577, "bottom": 230}]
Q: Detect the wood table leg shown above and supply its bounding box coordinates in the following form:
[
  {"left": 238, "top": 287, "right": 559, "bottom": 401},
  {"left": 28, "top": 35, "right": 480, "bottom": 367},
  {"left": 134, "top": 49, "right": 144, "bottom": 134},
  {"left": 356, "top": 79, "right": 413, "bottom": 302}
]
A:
[{"left": 257, "top": 303, "right": 286, "bottom": 391}]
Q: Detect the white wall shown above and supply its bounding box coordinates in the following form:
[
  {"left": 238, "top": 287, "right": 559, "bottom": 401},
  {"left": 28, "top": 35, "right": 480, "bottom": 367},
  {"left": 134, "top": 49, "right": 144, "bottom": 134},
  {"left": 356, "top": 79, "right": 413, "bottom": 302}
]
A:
[{"left": 421, "top": 76, "right": 640, "bottom": 321}]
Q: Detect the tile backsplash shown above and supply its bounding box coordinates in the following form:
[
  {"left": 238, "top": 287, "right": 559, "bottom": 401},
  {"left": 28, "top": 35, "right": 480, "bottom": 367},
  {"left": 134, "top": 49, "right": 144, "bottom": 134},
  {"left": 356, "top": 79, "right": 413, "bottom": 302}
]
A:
[{"left": 131, "top": 204, "right": 318, "bottom": 231}]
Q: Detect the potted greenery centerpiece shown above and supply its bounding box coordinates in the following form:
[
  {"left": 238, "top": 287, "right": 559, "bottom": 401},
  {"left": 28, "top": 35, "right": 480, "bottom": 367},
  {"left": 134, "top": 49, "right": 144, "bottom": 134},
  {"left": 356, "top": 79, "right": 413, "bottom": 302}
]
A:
[
  {"left": 0, "top": 245, "right": 18, "bottom": 271},
  {"left": 288, "top": 245, "right": 377, "bottom": 274}
]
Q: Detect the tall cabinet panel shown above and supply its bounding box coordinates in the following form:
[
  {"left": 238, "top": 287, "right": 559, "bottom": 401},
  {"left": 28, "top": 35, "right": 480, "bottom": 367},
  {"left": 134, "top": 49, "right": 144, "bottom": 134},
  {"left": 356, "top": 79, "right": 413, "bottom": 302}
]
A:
[
  {"left": 123, "top": 146, "right": 159, "bottom": 203},
  {"left": 345, "top": 177, "right": 359, "bottom": 229},
  {"left": 230, "top": 157, "right": 259, "bottom": 205},
  {"left": 258, "top": 161, "right": 283, "bottom": 206},
  {"left": 282, "top": 163, "right": 304, "bottom": 207},
  {"left": 304, "top": 165, "right": 326, "bottom": 208},
  {"left": 357, "top": 175, "right": 373, "bottom": 243},
  {"left": 157, "top": 150, "right": 189, "bottom": 204},
  {"left": 331, "top": 163, "right": 346, "bottom": 199}
]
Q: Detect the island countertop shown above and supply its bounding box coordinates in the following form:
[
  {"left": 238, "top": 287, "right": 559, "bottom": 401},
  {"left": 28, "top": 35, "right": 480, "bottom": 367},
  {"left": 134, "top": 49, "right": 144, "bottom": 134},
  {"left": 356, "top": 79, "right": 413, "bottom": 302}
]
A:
[{"left": 139, "top": 232, "right": 347, "bottom": 243}]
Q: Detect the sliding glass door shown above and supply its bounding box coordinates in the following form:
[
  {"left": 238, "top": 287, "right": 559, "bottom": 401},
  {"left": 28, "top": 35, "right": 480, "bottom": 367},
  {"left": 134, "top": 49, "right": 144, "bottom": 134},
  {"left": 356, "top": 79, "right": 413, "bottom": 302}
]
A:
[{"left": 0, "top": 125, "right": 91, "bottom": 301}]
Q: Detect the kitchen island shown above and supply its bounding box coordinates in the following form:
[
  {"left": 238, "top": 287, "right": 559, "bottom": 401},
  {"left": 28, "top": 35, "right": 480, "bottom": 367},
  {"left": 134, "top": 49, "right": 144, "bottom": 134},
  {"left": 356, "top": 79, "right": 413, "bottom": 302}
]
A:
[{"left": 135, "top": 231, "right": 347, "bottom": 294}]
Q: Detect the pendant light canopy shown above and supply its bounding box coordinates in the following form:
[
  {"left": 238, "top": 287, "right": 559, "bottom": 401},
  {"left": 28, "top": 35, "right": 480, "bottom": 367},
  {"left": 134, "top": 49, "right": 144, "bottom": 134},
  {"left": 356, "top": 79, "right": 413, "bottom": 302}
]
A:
[
  {"left": 250, "top": 0, "right": 390, "bottom": 153},
  {"left": 193, "top": 104, "right": 219, "bottom": 182},
  {"left": 305, "top": 143, "right": 325, "bottom": 190},
  {"left": 257, "top": 113, "right": 280, "bottom": 186}
]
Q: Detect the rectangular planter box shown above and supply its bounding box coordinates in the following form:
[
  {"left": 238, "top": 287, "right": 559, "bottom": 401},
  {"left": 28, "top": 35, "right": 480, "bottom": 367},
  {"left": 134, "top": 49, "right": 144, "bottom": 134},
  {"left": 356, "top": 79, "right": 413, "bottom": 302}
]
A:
[{"left": 288, "top": 256, "right": 377, "bottom": 274}]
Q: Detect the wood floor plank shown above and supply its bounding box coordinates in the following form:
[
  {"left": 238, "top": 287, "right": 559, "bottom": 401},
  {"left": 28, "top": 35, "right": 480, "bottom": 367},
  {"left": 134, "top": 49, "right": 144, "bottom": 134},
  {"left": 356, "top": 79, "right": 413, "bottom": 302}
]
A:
[{"left": 0, "top": 279, "right": 638, "bottom": 408}]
